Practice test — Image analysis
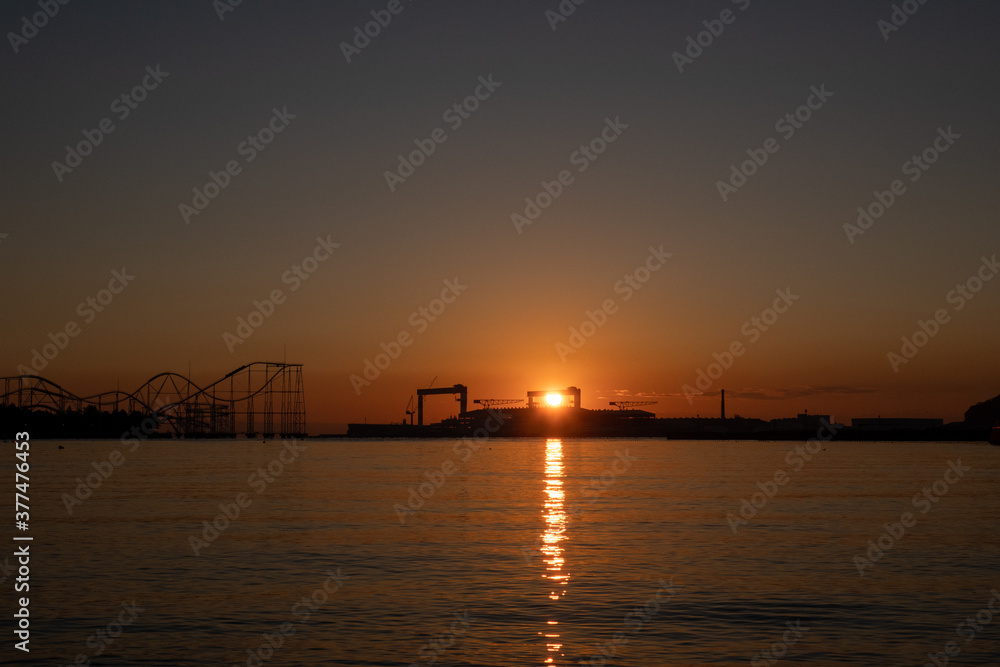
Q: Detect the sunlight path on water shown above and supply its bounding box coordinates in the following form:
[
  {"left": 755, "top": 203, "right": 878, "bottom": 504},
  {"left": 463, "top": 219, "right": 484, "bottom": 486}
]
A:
[{"left": 540, "top": 438, "right": 568, "bottom": 664}]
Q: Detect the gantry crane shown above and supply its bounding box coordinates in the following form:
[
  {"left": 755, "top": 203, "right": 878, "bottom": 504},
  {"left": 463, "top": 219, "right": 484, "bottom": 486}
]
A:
[
  {"left": 609, "top": 400, "right": 658, "bottom": 410},
  {"left": 416, "top": 384, "right": 467, "bottom": 425}
]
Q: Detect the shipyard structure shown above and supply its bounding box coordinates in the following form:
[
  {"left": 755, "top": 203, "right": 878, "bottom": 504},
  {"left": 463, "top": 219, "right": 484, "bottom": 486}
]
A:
[
  {"left": 348, "top": 384, "right": 669, "bottom": 438},
  {"left": 346, "top": 383, "right": 821, "bottom": 439},
  {"left": 346, "top": 383, "right": 991, "bottom": 440}
]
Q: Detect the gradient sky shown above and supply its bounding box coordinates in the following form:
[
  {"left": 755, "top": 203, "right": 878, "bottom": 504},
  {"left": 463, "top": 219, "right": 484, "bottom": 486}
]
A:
[{"left": 3, "top": 0, "right": 999, "bottom": 431}]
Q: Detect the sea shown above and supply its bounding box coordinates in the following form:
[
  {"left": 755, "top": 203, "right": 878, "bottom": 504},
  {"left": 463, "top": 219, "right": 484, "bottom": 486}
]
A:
[{"left": 9, "top": 438, "right": 1000, "bottom": 666}]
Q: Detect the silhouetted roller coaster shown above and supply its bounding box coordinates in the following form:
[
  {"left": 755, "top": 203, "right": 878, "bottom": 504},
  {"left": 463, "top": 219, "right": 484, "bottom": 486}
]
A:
[{"left": 1, "top": 362, "right": 305, "bottom": 437}]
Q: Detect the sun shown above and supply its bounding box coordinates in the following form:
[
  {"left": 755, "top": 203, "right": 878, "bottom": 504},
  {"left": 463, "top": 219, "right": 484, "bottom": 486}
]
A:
[{"left": 545, "top": 393, "right": 563, "bottom": 407}]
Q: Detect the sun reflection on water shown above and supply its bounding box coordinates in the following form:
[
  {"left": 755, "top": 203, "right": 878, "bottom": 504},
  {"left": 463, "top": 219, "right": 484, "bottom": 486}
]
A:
[{"left": 539, "top": 438, "right": 568, "bottom": 663}]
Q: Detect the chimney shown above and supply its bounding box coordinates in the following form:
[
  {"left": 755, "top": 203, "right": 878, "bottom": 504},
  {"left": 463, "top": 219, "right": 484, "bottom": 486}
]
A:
[{"left": 721, "top": 389, "right": 726, "bottom": 421}]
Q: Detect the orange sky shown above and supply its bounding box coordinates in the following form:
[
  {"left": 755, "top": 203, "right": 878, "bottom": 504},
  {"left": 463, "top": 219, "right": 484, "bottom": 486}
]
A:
[{"left": 3, "top": 2, "right": 999, "bottom": 432}]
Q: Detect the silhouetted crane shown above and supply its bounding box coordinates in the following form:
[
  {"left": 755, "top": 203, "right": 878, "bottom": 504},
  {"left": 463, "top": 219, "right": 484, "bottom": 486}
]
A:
[
  {"left": 405, "top": 396, "right": 415, "bottom": 425},
  {"left": 609, "top": 400, "right": 658, "bottom": 410},
  {"left": 474, "top": 399, "right": 523, "bottom": 410}
]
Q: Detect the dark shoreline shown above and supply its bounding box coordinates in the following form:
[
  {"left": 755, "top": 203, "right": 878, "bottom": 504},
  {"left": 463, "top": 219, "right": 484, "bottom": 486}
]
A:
[{"left": 7, "top": 434, "right": 993, "bottom": 443}]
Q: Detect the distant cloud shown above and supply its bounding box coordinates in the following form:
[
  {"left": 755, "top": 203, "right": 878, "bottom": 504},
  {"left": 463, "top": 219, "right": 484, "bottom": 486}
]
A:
[
  {"left": 599, "top": 389, "right": 673, "bottom": 401},
  {"left": 690, "top": 385, "right": 877, "bottom": 401},
  {"left": 603, "top": 386, "right": 877, "bottom": 403}
]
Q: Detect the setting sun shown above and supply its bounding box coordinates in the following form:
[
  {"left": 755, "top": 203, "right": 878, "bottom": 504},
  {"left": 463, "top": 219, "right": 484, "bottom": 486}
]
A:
[{"left": 545, "top": 393, "right": 563, "bottom": 406}]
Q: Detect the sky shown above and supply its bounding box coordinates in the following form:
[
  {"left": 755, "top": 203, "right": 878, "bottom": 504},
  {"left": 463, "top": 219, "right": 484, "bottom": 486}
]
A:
[{"left": 2, "top": 0, "right": 999, "bottom": 432}]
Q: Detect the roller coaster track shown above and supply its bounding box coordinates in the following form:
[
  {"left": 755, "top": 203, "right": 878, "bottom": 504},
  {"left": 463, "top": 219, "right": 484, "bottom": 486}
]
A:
[{"left": 1, "top": 362, "right": 305, "bottom": 437}]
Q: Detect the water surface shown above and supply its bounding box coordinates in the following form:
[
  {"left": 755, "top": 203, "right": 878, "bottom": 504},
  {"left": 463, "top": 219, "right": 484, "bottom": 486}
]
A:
[{"left": 12, "top": 438, "right": 1000, "bottom": 665}]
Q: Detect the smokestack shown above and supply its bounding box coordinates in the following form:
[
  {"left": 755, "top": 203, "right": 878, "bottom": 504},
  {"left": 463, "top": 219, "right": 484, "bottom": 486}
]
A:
[{"left": 721, "top": 389, "right": 726, "bottom": 420}]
